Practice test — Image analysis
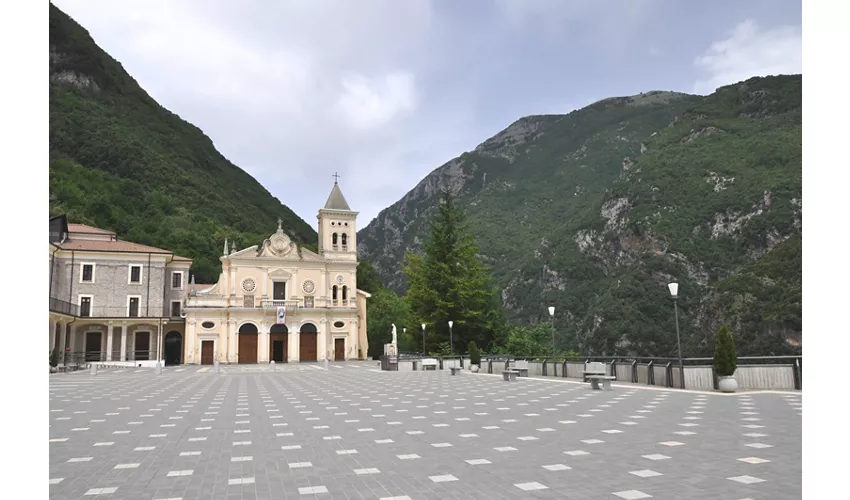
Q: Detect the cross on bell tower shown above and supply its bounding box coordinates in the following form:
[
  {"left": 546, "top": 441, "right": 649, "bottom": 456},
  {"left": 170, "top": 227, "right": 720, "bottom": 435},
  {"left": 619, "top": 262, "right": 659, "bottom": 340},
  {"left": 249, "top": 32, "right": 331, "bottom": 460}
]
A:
[{"left": 332, "top": 172, "right": 341, "bottom": 184}]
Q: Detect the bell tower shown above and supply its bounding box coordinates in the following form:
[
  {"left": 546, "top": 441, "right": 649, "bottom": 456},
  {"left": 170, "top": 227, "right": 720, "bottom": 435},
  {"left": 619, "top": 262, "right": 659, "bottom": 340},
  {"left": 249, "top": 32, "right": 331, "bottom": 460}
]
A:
[{"left": 317, "top": 175, "right": 358, "bottom": 261}]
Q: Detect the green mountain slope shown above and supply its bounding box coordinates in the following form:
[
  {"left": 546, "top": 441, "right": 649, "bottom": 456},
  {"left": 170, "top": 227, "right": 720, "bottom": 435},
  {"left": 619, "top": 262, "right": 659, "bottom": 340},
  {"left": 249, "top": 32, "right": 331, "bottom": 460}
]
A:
[
  {"left": 48, "top": 3, "right": 316, "bottom": 282},
  {"left": 359, "top": 76, "right": 802, "bottom": 357}
]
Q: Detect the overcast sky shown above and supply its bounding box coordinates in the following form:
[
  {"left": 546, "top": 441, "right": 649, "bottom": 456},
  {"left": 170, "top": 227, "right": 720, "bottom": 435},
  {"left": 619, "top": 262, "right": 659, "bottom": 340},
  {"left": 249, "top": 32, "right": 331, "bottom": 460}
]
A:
[{"left": 52, "top": 0, "right": 801, "bottom": 228}]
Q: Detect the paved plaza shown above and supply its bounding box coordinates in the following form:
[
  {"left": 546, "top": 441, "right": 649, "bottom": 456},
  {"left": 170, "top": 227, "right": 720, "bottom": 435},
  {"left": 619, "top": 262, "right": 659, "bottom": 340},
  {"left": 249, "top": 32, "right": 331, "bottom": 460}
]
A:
[{"left": 49, "top": 362, "right": 802, "bottom": 500}]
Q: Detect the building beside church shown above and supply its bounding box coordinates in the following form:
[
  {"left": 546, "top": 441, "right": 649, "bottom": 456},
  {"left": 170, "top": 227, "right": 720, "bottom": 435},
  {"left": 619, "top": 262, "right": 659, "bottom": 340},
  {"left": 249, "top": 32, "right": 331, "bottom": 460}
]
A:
[
  {"left": 48, "top": 181, "right": 369, "bottom": 366},
  {"left": 182, "top": 181, "right": 370, "bottom": 364},
  {"left": 48, "top": 215, "right": 192, "bottom": 367}
]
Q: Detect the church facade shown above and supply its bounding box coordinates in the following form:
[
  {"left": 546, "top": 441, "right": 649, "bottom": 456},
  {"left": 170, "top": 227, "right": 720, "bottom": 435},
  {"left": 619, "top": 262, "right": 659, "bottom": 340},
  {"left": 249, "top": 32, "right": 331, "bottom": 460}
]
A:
[{"left": 182, "top": 182, "right": 370, "bottom": 364}]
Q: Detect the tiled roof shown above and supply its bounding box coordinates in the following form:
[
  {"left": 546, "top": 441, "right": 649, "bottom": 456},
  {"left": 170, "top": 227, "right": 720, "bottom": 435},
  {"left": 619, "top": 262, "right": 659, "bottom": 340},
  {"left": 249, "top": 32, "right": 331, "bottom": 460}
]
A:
[
  {"left": 172, "top": 255, "right": 193, "bottom": 262},
  {"left": 57, "top": 239, "right": 174, "bottom": 254},
  {"left": 67, "top": 223, "right": 116, "bottom": 235}
]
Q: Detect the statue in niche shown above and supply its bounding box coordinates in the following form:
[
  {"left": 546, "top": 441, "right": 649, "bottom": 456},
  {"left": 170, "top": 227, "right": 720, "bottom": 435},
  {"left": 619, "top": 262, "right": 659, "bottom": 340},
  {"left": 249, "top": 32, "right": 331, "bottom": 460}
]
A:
[{"left": 391, "top": 324, "right": 397, "bottom": 345}]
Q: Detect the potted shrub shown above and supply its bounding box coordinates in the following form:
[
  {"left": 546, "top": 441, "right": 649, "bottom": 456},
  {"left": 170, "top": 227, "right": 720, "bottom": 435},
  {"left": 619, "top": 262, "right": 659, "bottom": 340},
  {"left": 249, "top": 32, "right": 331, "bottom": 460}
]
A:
[
  {"left": 714, "top": 325, "right": 738, "bottom": 392},
  {"left": 468, "top": 341, "right": 481, "bottom": 373},
  {"left": 49, "top": 345, "right": 60, "bottom": 373}
]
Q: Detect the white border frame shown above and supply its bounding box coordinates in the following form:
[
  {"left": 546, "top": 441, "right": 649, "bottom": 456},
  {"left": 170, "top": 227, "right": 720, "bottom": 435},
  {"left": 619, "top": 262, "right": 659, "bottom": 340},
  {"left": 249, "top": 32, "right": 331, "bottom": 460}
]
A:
[
  {"left": 78, "top": 294, "right": 93, "bottom": 317},
  {"left": 79, "top": 262, "right": 96, "bottom": 283},
  {"left": 171, "top": 270, "right": 184, "bottom": 290},
  {"left": 127, "top": 295, "right": 142, "bottom": 317},
  {"left": 128, "top": 264, "right": 143, "bottom": 285}
]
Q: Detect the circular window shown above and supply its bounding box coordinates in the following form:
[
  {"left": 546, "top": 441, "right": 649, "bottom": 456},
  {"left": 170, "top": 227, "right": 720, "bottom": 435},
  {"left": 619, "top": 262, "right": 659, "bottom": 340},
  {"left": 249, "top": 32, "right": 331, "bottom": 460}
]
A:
[
  {"left": 331, "top": 221, "right": 336, "bottom": 225},
  {"left": 344, "top": 222, "right": 348, "bottom": 226},
  {"left": 333, "top": 321, "right": 345, "bottom": 328},
  {"left": 302, "top": 280, "right": 316, "bottom": 294},
  {"left": 335, "top": 274, "right": 345, "bottom": 284},
  {"left": 242, "top": 278, "right": 256, "bottom": 293},
  {"left": 201, "top": 321, "right": 215, "bottom": 329}
]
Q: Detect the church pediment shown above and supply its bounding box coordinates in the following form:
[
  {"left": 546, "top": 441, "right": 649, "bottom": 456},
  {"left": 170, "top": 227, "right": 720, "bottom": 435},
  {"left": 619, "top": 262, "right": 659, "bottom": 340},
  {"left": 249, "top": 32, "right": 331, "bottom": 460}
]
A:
[
  {"left": 257, "top": 218, "right": 300, "bottom": 259},
  {"left": 268, "top": 268, "right": 293, "bottom": 279}
]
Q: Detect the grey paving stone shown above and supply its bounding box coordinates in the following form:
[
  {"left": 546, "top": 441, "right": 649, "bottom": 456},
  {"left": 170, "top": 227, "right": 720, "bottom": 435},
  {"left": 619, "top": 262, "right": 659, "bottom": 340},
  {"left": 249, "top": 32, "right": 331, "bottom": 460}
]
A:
[{"left": 50, "top": 362, "right": 801, "bottom": 499}]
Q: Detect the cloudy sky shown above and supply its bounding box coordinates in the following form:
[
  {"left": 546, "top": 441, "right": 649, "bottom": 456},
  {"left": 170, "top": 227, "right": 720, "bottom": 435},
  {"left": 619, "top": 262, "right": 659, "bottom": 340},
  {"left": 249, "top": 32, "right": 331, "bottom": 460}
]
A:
[{"left": 52, "top": 0, "right": 801, "bottom": 228}]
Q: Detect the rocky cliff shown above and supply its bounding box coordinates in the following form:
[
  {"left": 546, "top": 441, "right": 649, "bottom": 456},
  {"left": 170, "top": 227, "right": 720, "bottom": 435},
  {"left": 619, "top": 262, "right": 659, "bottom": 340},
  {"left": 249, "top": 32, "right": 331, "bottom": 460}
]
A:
[{"left": 358, "top": 76, "right": 802, "bottom": 357}]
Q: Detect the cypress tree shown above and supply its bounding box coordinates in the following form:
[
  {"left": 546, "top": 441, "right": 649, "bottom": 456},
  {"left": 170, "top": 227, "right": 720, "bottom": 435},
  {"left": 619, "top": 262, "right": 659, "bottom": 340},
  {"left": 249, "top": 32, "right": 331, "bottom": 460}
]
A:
[
  {"left": 713, "top": 325, "right": 738, "bottom": 377},
  {"left": 404, "top": 189, "right": 504, "bottom": 353}
]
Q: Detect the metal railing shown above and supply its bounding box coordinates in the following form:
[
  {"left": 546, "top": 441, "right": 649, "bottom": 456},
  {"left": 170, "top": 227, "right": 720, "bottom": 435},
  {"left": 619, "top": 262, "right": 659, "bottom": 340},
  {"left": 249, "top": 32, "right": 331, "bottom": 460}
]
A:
[{"left": 381, "top": 353, "right": 802, "bottom": 390}]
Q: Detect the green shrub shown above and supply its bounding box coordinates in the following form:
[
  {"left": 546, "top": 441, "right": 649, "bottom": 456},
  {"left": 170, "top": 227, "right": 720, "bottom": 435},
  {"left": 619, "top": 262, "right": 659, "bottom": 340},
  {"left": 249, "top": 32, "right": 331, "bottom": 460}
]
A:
[
  {"left": 50, "top": 345, "right": 60, "bottom": 368},
  {"left": 468, "top": 341, "right": 481, "bottom": 365},
  {"left": 713, "top": 325, "right": 737, "bottom": 376}
]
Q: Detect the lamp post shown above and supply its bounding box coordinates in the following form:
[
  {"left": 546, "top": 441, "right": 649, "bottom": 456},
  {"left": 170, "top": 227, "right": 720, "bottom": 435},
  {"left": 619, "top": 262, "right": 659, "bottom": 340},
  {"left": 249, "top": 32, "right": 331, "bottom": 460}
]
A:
[
  {"left": 668, "top": 282, "right": 685, "bottom": 388},
  {"left": 421, "top": 323, "right": 426, "bottom": 354},
  {"left": 448, "top": 320, "right": 454, "bottom": 355},
  {"left": 548, "top": 306, "right": 555, "bottom": 358}
]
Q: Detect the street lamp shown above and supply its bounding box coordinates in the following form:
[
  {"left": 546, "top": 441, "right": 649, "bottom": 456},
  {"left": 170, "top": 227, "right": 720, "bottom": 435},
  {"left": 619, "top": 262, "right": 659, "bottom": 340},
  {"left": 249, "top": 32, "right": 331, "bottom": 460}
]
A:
[
  {"left": 448, "top": 320, "right": 454, "bottom": 355},
  {"left": 668, "top": 282, "right": 685, "bottom": 388},
  {"left": 421, "top": 323, "right": 426, "bottom": 354},
  {"left": 548, "top": 306, "right": 555, "bottom": 358}
]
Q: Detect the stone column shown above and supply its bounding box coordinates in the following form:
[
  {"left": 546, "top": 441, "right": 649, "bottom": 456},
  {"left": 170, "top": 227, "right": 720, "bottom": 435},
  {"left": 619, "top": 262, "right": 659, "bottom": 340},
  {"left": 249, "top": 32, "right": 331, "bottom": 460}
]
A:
[
  {"left": 58, "top": 321, "right": 67, "bottom": 366},
  {"left": 119, "top": 324, "right": 127, "bottom": 361},
  {"left": 68, "top": 324, "right": 76, "bottom": 354},
  {"left": 106, "top": 322, "right": 114, "bottom": 361}
]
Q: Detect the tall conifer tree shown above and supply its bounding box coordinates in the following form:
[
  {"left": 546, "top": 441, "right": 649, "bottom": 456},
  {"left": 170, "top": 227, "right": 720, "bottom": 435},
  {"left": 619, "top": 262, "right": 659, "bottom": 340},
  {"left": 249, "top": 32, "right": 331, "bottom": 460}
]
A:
[{"left": 404, "top": 189, "right": 505, "bottom": 353}]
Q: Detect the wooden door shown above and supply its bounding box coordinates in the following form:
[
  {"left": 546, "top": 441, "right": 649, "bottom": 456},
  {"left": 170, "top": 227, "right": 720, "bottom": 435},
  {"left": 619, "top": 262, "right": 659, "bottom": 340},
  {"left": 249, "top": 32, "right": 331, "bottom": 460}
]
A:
[
  {"left": 269, "top": 333, "right": 288, "bottom": 362},
  {"left": 134, "top": 332, "right": 150, "bottom": 360},
  {"left": 334, "top": 338, "right": 345, "bottom": 361},
  {"left": 85, "top": 331, "right": 101, "bottom": 361},
  {"left": 238, "top": 333, "right": 258, "bottom": 363},
  {"left": 273, "top": 282, "right": 286, "bottom": 300},
  {"left": 299, "top": 332, "right": 317, "bottom": 361},
  {"left": 201, "top": 341, "right": 214, "bottom": 365}
]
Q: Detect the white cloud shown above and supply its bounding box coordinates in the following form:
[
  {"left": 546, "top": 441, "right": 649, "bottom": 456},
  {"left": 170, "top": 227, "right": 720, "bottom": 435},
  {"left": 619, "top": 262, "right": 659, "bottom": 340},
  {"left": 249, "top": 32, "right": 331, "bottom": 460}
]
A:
[
  {"left": 335, "top": 73, "right": 417, "bottom": 130},
  {"left": 693, "top": 20, "right": 802, "bottom": 95}
]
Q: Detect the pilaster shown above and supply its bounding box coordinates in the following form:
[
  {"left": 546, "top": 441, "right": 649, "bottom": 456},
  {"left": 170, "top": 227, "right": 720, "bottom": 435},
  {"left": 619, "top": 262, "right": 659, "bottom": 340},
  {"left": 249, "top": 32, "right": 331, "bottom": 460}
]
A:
[{"left": 186, "top": 319, "right": 196, "bottom": 364}]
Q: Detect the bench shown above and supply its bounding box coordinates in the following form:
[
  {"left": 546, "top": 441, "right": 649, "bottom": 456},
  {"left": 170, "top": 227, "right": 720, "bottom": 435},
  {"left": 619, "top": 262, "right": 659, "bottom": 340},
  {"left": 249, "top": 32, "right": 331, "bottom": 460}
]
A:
[
  {"left": 449, "top": 367, "right": 461, "bottom": 375},
  {"left": 502, "top": 369, "right": 520, "bottom": 381},
  {"left": 421, "top": 359, "right": 438, "bottom": 371},
  {"left": 581, "top": 361, "right": 607, "bottom": 382},
  {"left": 512, "top": 360, "right": 529, "bottom": 377},
  {"left": 587, "top": 374, "right": 617, "bottom": 391}
]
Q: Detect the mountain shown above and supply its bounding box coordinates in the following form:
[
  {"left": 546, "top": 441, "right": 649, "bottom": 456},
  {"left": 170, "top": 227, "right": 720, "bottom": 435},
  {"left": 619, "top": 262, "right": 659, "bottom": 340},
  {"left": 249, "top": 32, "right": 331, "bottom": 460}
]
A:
[
  {"left": 48, "top": 3, "right": 316, "bottom": 282},
  {"left": 358, "top": 75, "right": 802, "bottom": 357}
]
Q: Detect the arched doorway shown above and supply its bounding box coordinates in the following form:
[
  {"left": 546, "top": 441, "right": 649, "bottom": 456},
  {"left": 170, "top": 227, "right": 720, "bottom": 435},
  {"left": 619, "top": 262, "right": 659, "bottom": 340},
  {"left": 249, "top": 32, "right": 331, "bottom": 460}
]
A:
[
  {"left": 164, "top": 331, "right": 183, "bottom": 366},
  {"left": 299, "top": 323, "right": 318, "bottom": 361},
  {"left": 269, "top": 324, "right": 288, "bottom": 363},
  {"left": 238, "top": 323, "right": 259, "bottom": 363}
]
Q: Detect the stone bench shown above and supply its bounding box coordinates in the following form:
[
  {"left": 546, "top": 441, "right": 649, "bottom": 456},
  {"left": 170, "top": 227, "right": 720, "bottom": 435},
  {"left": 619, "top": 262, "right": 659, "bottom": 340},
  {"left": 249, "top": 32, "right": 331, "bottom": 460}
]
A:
[
  {"left": 421, "top": 359, "right": 438, "bottom": 371},
  {"left": 512, "top": 360, "right": 530, "bottom": 377},
  {"left": 449, "top": 367, "right": 461, "bottom": 375},
  {"left": 582, "top": 362, "right": 607, "bottom": 382},
  {"left": 502, "top": 369, "right": 520, "bottom": 381},
  {"left": 587, "top": 375, "right": 617, "bottom": 391}
]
